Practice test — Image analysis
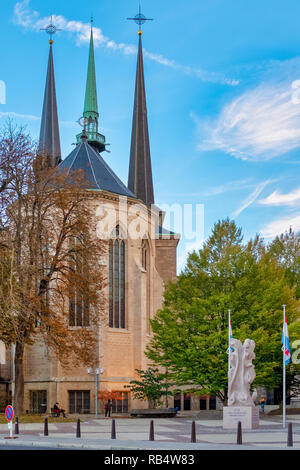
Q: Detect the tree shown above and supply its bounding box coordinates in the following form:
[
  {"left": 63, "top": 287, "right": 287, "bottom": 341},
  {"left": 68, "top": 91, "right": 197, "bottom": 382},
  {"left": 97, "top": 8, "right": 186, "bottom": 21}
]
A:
[
  {"left": 269, "top": 228, "right": 300, "bottom": 299},
  {"left": 146, "top": 219, "right": 300, "bottom": 404},
  {"left": 125, "top": 367, "right": 172, "bottom": 408},
  {"left": 0, "top": 122, "right": 107, "bottom": 413}
]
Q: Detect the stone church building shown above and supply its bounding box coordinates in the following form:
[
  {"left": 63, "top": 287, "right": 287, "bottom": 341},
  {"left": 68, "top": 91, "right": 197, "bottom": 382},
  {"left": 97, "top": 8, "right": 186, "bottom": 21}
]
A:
[
  {"left": 1, "top": 21, "right": 292, "bottom": 416},
  {"left": 0, "top": 24, "right": 183, "bottom": 415}
]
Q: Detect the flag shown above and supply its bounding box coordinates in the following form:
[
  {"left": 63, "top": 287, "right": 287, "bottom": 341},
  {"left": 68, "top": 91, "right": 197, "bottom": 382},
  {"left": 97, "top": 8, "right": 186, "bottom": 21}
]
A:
[
  {"left": 227, "top": 312, "right": 234, "bottom": 354},
  {"left": 282, "top": 312, "right": 291, "bottom": 366}
]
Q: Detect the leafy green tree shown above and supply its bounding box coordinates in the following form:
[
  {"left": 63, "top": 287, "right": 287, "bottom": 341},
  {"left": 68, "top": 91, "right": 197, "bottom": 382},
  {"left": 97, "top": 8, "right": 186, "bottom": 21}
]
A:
[
  {"left": 125, "top": 367, "right": 172, "bottom": 408},
  {"left": 146, "top": 219, "right": 300, "bottom": 404},
  {"left": 269, "top": 228, "right": 300, "bottom": 299}
]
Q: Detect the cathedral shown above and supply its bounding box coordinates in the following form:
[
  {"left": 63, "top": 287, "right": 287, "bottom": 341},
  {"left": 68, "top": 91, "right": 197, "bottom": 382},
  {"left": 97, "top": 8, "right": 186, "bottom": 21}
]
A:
[{"left": 0, "top": 21, "right": 179, "bottom": 415}]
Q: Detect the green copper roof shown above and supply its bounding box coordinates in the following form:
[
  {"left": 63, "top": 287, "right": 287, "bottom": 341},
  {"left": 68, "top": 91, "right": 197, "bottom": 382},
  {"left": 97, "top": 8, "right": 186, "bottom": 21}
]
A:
[{"left": 84, "top": 27, "right": 98, "bottom": 116}]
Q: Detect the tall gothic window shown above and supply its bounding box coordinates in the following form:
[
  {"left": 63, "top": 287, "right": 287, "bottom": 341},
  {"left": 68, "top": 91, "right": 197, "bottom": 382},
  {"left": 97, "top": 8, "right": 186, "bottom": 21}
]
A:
[
  {"left": 109, "top": 226, "right": 125, "bottom": 328},
  {"left": 69, "top": 237, "right": 90, "bottom": 327},
  {"left": 142, "top": 239, "right": 151, "bottom": 333}
]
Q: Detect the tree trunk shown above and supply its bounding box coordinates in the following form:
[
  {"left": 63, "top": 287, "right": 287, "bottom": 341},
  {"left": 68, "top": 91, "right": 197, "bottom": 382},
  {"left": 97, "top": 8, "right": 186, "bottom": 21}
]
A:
[{"left": 14, "top": 341, "right": 25, "bottom": 415}]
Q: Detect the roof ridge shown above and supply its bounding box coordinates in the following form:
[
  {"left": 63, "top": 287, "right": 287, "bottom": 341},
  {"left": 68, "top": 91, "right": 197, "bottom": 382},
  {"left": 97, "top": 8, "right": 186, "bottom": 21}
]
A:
[
  {"left": 87, "top": 144, "right": 136, "bottom": 197},
  {"left": 84, "top": 142, "right": 101, "bottom": 189}
]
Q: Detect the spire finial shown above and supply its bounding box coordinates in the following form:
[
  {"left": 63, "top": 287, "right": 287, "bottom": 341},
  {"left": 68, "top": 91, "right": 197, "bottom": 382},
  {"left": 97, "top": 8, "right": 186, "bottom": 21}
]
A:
[
  {"left": 127, "top": 4, "right": 153, "bottom": 34},
  {"left": 40, "top": 15, "right": 62, "bottom": 44}
]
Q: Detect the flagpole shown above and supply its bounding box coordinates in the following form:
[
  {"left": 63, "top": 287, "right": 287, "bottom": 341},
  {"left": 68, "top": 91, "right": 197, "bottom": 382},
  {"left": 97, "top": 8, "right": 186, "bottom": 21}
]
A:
[
  {"left": 228, "top": 309, "right": 231, "bottom": 378},
  {"left": 283, "top": 304, "right": 286, "bottom": 429}
]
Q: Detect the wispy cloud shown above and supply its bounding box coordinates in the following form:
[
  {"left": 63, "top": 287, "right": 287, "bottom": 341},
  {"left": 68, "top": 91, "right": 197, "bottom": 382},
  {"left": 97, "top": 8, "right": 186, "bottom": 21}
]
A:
[
  {"left": 202, "top": 178, "right": 254, "bottom": 197},
  {"left": 13, "top": 0, "right": 238, "bottom": 86},
  {"left": 231, "top": 180, "right": 271, "bottom": 218},
  {"left": 194, "top": 59, "right": 300, "bottom": 160},
  {"left": 261, "top": 213, "right": 300, "bottom": 239},
  {"left": 259, "top": 186, "right": 300, "bottom": 206},
  {"left": 0, "top": 111, "right": 75, "bottom": 127},
  {"left": 0, "top": 111, "right": 40, "bottom": 121}
]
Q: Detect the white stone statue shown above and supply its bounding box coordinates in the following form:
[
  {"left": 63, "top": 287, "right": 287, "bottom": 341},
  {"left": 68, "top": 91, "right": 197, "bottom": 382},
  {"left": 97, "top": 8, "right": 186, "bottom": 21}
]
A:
[{"left": 228, "top": 338, "right": 256, "bottom": 407}]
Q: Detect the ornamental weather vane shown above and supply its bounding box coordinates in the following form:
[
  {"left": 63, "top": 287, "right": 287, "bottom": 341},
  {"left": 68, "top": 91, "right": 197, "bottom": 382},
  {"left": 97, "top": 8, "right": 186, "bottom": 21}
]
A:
[
  {"left": 127, "top": 4, "right": 153, "bottom": 33},
  {"left": 40, "top": 15, "right": 62, "bottom": 44}
]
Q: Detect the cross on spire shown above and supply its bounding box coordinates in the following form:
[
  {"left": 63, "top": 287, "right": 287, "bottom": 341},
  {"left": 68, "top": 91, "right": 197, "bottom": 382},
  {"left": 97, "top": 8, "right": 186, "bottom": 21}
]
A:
[
  {"left": 40, "top": 15, "right": 62, "bottom": 44},
  {"left": 127, "top": 4, "right": 153, "bottom": 34}
]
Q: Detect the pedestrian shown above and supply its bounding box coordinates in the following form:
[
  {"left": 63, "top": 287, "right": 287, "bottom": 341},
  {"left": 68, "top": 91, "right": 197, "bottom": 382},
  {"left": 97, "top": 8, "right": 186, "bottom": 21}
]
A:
[
  {"left": 260, "top": 397, "right": 265, "bottom": 413},
  {"left": 105, "top": 399, "right": 112, "bottom": 417}
]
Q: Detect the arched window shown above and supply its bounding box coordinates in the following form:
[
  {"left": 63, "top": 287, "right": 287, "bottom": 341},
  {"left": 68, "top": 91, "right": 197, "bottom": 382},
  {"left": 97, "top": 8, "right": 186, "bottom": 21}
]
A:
[
  {"left": 109, "top": 226, "right": 125, "bottom": 328},
  {"left": 142, "top": 239, "right": 151, "bottom": 333},
  {"left": 142, "top": 239, "right": 147, "bottom": 271},
  {"left": 69, "top": 237, "right": 89, "bottom": 327}
]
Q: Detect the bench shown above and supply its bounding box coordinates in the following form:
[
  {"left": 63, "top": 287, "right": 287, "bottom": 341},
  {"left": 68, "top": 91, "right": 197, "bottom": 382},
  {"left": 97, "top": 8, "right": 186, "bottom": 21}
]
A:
[
  {"left": 51, "top": 408, "right": 60, "bottom": 417},
  {"left": 130, "top": 408, "right": 177, "bottom": 418}
]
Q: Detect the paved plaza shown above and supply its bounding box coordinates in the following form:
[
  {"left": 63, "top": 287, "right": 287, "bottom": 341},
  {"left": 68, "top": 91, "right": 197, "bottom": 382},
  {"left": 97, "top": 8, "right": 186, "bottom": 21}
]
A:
[{"left": 0, "top": 415, "right": 300, "bottom": 450}]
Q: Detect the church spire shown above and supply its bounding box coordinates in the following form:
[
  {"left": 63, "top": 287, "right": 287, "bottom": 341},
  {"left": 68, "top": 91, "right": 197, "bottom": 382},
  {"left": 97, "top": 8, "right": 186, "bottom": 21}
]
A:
[
  {"left": 128, "top": 30, "right": 154, "bottom": 206},
  {"left": 76, "top": 19, "right": 106, "bottom": 153},
  {"left": 39, "top": 36, "right": 62, "bottom": 167},
  {"left": 84, "top": 20, "right": 98, "bottom": 116}
]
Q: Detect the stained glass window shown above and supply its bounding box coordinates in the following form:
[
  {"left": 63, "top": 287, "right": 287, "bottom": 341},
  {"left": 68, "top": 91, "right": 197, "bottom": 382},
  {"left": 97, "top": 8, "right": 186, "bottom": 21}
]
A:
[{"left": 109, "top": 227, "right": 126, "bottom": 328}]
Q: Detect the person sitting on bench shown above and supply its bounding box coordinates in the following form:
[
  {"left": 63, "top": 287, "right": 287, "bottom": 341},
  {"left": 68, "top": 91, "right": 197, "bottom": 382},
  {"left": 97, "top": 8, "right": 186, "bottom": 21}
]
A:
[{"left": 53, "top": 402, "right": 66, "bottom": 418}]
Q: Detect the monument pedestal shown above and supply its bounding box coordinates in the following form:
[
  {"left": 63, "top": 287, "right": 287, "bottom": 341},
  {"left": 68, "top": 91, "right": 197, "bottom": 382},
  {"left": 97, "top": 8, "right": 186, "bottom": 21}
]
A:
[{"left": 223, "top": 406, "right": 259, "bottom": 429}]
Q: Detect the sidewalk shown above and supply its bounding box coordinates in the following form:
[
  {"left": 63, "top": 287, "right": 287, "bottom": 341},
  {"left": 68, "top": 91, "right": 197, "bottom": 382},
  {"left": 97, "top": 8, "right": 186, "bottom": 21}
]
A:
[{"left": 0, "top": 415, "right": 299, "bottom": 450}]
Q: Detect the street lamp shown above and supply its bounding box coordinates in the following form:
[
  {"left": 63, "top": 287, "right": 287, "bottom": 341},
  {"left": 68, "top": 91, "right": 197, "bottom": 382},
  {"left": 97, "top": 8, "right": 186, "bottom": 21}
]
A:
[{"left": 87, "top": 367, "right": 104, "bottom": 418}]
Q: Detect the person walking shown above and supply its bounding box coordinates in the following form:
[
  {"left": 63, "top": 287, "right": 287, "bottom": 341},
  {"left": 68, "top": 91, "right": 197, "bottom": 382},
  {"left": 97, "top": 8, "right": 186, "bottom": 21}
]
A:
[
  {"left": 105, "top": 400, "right": 112, "bottom": 417},
  {"left": 260, "top": 397, "right": 265, "bottom": 413}
]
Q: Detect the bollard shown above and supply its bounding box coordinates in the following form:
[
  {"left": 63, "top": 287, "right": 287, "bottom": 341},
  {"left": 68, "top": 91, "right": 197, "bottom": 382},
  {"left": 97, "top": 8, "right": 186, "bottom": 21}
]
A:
[
  {"left": 15, "top": 416, "right": 19, "bottom": 435},
  {"left": 237, "top": 421, "right": 242, "bottom": 445},
  {"left": 44, "top": 417, "right": 48, "bottom": 436},
  {"left": 191, "top": 421, "right": 196, "bottom": 443},
  {"left": 149, "top": 420, "right": 154, "bottom": 441},
  {"left": 287, "top": 422, "right": 293, "bottom": 447},
  {"left": 111, "top": 419, "right": 116, "bottom": 439},
  {"left": 76, "top": 418, "right": 81, "bottom": 438}
]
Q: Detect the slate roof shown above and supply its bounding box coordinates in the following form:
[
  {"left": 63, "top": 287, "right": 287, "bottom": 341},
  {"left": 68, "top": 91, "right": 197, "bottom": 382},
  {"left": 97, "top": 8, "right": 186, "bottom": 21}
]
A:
[{"left": 59, "top": 141, "right": 136, "bottom": 198}]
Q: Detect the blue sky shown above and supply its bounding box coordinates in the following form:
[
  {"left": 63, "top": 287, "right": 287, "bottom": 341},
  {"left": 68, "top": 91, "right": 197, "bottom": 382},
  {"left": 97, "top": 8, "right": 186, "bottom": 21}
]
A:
[{"left": 1, "top": 0, "right": 300, "bottom": 271}]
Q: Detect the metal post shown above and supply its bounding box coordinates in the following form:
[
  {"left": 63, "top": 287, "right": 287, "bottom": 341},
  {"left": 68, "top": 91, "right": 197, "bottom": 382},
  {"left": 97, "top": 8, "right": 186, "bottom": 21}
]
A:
[
  {"left": 149, "top": 420, "right": 154, "bottom": 441},
  {"left": 191, "top": 421, "right": 196, "bottom": 443},
  {"left": 237, "top": 421, "right": 242, "bottom": 445},
  {"left": 111, "top": 419, "right": 116, "bottom": 439},
  {"left": 76, "top": 418, "right": 81, "bottom": 438},
  {"left": 44, "top": 417, "right": 48, "bottom": 436},
  {"left": 228, "top": 310, "right": 231, "bottom": 377},
  {"left": 95, "top": 372, "right": 98, "bottom": 418},
  {"left": 15, "top": 416, "right": 19, "bottom": 435},
  {"left": 165, "top": 368, "right": 169, "bottom": 408},
  {"left": 87, "top": 367, "right": 104, "bottom": 418},
  {"left": 283, "top": 304, "right": 286, "bottom": 429},
  {"left": 287, "top": 422, "right": 293, "bottom": 447}
]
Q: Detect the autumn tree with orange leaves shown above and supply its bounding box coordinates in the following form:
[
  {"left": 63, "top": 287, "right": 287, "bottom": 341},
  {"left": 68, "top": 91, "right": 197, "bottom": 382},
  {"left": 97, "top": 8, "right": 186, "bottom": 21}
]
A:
[{"left": 0, "top": 122, "right": 107, "bottom": 414}]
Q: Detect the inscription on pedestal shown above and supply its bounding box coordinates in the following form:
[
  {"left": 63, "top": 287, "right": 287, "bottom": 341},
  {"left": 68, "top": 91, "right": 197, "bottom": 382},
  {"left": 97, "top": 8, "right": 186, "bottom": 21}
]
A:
[{"left": 223, "top": 406, "right": 259, "bottom": 429}]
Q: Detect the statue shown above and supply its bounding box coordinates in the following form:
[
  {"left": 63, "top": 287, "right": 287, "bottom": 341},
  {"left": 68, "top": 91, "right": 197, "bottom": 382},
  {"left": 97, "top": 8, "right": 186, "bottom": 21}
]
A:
[{"left": 228, "top": 338, "right": 256, "bottom": 407}]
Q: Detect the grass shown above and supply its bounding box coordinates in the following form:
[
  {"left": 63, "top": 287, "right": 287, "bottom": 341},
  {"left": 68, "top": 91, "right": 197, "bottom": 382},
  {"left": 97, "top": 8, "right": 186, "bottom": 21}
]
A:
[
  {"left": 0, "top": 413, "right": 78, "bottom": 424},
  {"left": 267, "top": 407, "right": 300, "bottom": 416}
]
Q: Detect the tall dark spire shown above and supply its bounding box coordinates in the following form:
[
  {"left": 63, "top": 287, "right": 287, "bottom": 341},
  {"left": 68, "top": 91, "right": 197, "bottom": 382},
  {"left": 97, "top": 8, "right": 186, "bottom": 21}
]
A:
[
  {"left": 128, "top": 31, "right": 154, "bottom": 206},
  {"left": 39, "top": 40, "right": 61, "bottom": 167}
]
